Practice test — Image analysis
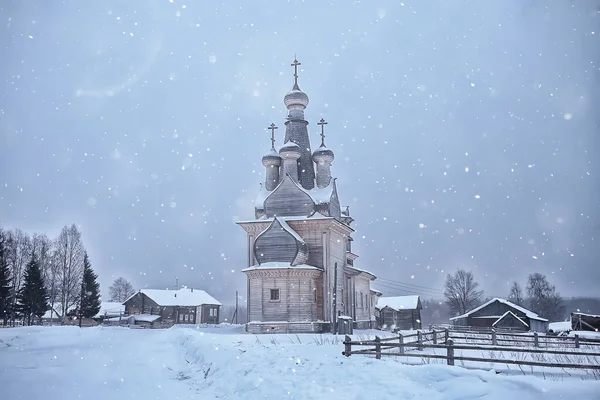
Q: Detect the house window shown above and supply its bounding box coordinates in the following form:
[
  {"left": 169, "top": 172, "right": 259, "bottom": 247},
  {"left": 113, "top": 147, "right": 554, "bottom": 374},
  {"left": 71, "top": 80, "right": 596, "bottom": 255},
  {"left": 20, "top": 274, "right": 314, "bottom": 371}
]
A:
[
  {"left": 270, "top": 289, "right": 280, "bottom": 301},
  {"left": 179, "top": 314, "right": 183, "bottom": 322},
  {"left": 184, "top": 314, "right": 189, "bottom": 322},
  {"left": 209, "top": 308, "right": 216, "bottom": 317}
]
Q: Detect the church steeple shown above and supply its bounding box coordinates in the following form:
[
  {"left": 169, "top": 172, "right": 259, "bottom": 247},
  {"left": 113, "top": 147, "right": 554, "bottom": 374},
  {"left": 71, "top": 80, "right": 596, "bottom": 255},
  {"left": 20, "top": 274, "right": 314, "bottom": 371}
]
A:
[{"left": 283, "top": 57, "right": 315, "bottom": 190}]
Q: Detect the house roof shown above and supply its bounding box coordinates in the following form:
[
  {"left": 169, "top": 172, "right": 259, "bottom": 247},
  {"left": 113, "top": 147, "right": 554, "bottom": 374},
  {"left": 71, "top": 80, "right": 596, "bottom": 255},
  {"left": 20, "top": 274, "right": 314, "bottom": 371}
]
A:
[
  {"left": 449, "top": 298, "right": 548, "bottom": 322},
  {"left": 492, "top": 311, "right": 529, "bottom": 328},
  {"left": 125, "top": 288, "right": 222, "bottom": 307},
  {"left": 94, "top": 302, "right": 125, "bottom": 318},
  {"left": 376, "top": 295, "right": 420, "bottom": 311}
]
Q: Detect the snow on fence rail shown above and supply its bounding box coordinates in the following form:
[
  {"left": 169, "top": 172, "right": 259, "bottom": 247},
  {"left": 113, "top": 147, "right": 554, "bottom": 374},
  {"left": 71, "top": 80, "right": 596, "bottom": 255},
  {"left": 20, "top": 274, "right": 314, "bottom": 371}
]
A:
[{"left": 342, "top": 330, "right": 600, "bottom": 373}]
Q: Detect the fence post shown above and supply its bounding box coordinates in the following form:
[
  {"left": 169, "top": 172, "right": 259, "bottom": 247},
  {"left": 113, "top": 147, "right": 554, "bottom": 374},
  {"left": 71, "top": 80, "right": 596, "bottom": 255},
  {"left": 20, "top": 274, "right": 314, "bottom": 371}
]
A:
[
  {"left": 398, "top": 333, "right": 404, "bottom": 354},
  {"left": 444, "top": 328, "right": 449, "bottom": 344},
  {"left": 574, "top": 334, "right": 579, "bottom": 349},
  {"left": 375, "top": 336, "right": 381, "bottom": 359},
  {"left": 432, "top": 329, "right": 437, "bottom": 345},
  {"left": 491, "top": 329, "right": 497, "bottom": 346},
  {"left": 533, "top": 332, "right": 539, "bottom": 348},
  {"left": 446, "top": 339, "right": 455, "bottom": 366},
  {"left": 417, "top": 331, "right": 423, "bottom": 351},
  {"left": 344, "top": 335, "right": 351, "bottom": 357}
]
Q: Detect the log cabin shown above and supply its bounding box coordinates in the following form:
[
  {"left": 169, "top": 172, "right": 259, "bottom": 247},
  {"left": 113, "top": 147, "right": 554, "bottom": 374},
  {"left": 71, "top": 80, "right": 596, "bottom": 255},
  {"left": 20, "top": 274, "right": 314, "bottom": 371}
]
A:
[
  {"left": 376, "top": 295, "right": 422, "bottom": 331},
  {"left": 449, "top": 298, "right": 549, "bottom": 332},
  {"left": 123, "top": 288, "right": 221, "bottom": 325},
  {"left": 236, "top": 59, "right": 378, "bottom": 334}
]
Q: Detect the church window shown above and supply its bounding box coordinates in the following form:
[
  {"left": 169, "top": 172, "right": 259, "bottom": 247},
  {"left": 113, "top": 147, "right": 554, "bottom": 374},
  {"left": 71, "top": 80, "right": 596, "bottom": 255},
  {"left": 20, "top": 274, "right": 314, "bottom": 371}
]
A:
[{"left": 270, "top": 289, "right": 280, "bottom": 301}]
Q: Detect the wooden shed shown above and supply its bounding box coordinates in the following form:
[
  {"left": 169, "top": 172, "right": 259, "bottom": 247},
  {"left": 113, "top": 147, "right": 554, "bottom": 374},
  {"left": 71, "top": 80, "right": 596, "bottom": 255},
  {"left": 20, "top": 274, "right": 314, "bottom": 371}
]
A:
[
  {"left": 449, "top": 298, "right": 549, "bottom": 333},
  {"left": 375, "top": 295, "right": 422, "bottom": 331},
  {"left": 571, "top": 312, "right": 600, "bottom": 331},
  {"left": 123, "top": 288, "right": 222, "bottom": 325}
]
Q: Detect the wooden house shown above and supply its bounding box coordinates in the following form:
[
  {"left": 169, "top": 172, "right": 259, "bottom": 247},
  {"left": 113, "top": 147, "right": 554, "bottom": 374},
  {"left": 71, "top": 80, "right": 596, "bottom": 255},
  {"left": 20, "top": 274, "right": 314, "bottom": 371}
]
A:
[
  {"left": 571, "top": 312, "right": 600, "bottom": 331},
  {"left": 449, "top": 298, "right": 549, "bottom": 333},
  {"left": 123, "top": 288, "right": 221, "bottom": 325},
  {"left": 236, "top": 59, "right": 378, "bottom": 334},
  {"left": 375, "top": 295, "right": 422, "bottom": 331}
]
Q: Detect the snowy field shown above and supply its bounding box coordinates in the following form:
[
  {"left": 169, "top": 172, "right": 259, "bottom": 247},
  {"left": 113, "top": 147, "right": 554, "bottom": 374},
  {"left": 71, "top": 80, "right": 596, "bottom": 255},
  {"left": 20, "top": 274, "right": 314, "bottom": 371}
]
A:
[{"left": 1, "top": 325, "right": 599, "bottom": 400}]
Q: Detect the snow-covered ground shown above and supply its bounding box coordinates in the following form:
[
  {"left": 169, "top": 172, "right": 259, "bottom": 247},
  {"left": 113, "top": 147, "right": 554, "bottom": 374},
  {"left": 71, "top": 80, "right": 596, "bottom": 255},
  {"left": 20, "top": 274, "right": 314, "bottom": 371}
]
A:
[{"left": 1, "top": 325, "right": 599, "bottom": 400}]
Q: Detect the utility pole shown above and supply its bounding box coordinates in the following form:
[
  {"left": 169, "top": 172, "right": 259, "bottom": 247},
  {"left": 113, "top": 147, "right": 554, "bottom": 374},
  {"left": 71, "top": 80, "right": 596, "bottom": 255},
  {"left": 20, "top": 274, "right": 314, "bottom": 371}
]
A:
[{"left": 235, "top": 291, "right": 239, "bottom": 324}]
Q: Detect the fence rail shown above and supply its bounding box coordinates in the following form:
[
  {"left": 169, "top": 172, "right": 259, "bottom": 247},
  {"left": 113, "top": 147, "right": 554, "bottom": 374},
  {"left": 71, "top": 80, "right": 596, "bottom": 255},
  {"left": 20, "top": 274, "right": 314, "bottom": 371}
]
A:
[{"left": 343, "top": 329, "right": 600, "bottom": 372}]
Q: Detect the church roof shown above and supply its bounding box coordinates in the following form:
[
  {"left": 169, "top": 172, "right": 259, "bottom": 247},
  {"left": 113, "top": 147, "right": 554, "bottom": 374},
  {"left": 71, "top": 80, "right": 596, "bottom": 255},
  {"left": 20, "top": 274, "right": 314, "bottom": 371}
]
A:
[{"left": 242, "top": 261, "right": 320, "bottom": 272}]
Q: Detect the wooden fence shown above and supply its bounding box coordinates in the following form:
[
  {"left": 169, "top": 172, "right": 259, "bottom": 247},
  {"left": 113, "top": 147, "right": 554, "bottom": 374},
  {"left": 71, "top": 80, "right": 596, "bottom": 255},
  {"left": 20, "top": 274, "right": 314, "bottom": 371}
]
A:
[{"left": 343, "top": 329, "right": 600, "bottom": 371}]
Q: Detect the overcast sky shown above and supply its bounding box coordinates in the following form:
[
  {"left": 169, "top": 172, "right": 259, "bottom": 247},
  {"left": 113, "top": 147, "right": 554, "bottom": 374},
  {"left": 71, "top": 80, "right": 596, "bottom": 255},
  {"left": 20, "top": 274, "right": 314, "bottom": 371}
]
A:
[{"left": 1, "top": 0, "right": 599, "bottom": 304}]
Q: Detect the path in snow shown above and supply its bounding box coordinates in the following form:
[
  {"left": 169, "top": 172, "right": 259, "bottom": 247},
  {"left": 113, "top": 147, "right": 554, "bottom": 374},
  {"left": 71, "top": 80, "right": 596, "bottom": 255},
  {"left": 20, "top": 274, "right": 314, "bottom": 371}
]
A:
[{"left": 1, "top": 325, "right": 599, "bottom": 400}]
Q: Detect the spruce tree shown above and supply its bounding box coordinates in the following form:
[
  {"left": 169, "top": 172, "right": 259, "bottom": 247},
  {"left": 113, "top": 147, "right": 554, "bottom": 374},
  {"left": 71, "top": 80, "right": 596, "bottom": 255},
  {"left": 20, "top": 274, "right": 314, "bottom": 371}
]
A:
[
  {"left": 0, "top": 230, "right": 12, "bottom": 326},
  {"left": 80, "top": 252, "right": 101, "bottom": 319},
  {"left": 16, "top": 256, "right": 49, "bottom": 325}
]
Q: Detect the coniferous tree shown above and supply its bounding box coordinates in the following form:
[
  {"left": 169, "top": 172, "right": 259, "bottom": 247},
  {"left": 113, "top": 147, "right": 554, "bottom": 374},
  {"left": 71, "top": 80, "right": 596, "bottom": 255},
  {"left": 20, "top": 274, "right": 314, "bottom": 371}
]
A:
[
  {"left": 16, "top": 256, "right": 49, "bottom": 325},
  {"left": 79, "top": 252, "right": 101, "bottom": 319},
  {"left": 0, "top": 229, "right": 12, "bottom": 326}
]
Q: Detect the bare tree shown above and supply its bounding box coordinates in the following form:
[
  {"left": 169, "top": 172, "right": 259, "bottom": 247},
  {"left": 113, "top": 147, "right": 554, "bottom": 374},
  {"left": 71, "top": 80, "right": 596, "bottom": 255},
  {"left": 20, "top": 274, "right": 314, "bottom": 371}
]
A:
[
  {"left": 526, "top": 273, "right": 564, "bottom": 321},
  {"left": 109, "top": 277, "right": 135, "bottom": 302},
  {"left": 508, "top": 281, "right": 524, "bottom": 306},
  {"left": 444, "top": 269, "right": 484, "bottom": 316},
  {"left": 55, "top": 224, "right": 85, "bottom": 320},
  {"left": 5, "top": 229, "right": 32, "bottom": 324},
  {"left": 32, "top": 233, "right": 60, "bottom": 323}
]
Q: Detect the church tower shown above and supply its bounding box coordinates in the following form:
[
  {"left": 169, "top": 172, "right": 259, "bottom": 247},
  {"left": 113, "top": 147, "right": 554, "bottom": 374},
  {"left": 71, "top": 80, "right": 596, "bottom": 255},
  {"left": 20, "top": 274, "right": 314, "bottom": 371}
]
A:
[{"left": 236, "top": 59, "right": 377, "bottom": 334}]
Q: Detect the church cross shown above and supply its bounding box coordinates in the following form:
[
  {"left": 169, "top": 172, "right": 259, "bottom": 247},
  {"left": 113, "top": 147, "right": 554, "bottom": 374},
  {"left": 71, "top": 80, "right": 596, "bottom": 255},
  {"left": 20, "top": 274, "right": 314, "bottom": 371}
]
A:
[
  {"left": 267, "top": 123, "right": 278, "bottom": 149},
  {"left": 317, "top": 118, "right": 328, "bottom": 146},
  {"left": 291, "top": 58, "right": 301, "bottom": 86}
]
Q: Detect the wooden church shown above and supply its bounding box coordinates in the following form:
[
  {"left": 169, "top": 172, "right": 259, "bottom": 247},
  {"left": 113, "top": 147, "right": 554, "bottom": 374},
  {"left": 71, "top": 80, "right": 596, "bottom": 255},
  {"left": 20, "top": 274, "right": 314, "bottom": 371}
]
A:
[{"left": 236, "top": 59, "right": 379, "bottom": 334}]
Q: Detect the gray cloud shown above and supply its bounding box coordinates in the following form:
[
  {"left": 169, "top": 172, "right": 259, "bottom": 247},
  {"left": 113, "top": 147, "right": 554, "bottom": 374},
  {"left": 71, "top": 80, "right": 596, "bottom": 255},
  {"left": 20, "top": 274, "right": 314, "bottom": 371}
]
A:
[{"left": 1, "top": 0, "right": 598, "bottom": 303}]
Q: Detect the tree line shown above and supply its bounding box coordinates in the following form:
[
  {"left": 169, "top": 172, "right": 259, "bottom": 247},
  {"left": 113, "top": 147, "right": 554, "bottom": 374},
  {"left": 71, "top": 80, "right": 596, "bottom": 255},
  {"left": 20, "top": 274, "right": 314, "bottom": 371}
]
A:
[
  {"left": 443, "top": 269, "right": 565, "bottom": 322},
  {"left": 0, "top": 224, "right": 101, "bottom": 326}
]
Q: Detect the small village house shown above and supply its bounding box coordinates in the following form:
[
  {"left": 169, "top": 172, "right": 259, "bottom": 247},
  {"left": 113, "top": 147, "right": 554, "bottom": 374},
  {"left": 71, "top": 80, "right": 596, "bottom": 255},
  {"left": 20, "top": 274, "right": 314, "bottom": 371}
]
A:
[
  {"left": 376, "top": 295, "right": 422, "bottom": 331},
  {"left": 450, "top": 298, "right": 549, "bottom": 332},
  {"left": 123, "top": 288, "right": 221, "bottom": 325}
]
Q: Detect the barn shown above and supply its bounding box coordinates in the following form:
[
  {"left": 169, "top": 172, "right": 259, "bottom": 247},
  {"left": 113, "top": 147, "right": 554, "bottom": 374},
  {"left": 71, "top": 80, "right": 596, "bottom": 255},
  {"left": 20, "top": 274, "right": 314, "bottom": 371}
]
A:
[
  {"left": 449, "top": 298, "right": 549, "bottom": 333},
  {"left": 123, "top": 288, "right": 222, "bottom": 326},
  {"left": 375, "top": 295, "right": 422, "bottom": 331},
  {"left": 571, "top": 312, "right": 600, "bottom": 332}
]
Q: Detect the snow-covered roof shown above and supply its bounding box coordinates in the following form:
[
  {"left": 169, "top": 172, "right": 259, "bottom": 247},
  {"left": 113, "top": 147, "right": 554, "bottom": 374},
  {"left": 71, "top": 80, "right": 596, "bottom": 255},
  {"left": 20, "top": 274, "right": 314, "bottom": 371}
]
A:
[
  {"left": 492, "top": 311, "right": 529, "bottom": 328},
  {"left": 42, "top": 303, "right": 77, "bottom": 319},
  {"left": 242, "top": 262, "right": 320, "bottom": 272},
  {"left": 449, "top": 298, "right": 548, "bottom": 322},
  {"left": 236, "top": 214, "right": 333, "bottom": 225},
  {"left": 126, "top": 288, "right": 222, "bottom": 307},
  {"left": 132, "top": 314, "right": 161, "bottom": 323},
  {"left": 345, "top": 265, "right": 376, "bottom": 280},
  {"left": 95, "top": 302, "right": 125, "bottom": 318},
  {"left": 309, "top": 179, "right": 335, "bottom": 205},
  {"left": 277, "top": 218, "right": 305, "bottom": 244},
  {"left": 370, "top": 288, "right": 383, "bottom": 295},
  {"left": 376, "top": 296, "right": 420, "bottom": 311}
]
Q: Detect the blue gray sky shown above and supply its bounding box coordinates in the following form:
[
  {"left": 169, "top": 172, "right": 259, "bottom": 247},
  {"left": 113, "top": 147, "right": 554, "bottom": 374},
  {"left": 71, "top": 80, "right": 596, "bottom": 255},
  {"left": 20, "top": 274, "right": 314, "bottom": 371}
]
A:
[{"left": 1, "top": 0, "right": 599, "bottom": 304}]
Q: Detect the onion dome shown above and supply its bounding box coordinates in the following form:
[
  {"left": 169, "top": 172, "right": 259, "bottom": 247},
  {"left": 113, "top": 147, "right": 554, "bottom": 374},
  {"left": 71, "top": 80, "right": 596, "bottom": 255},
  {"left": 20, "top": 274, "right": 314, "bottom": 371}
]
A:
[
  {"left": 312, "top": 144, "right": 334, "bottom": 164},
  {"left": 279, "top": 141, "right": 301, "bottom": 158},
  {"left": 262, "top": 148, "right": 282, "bottom": 167},
  {"left": 284, "top": 84, "right": 309, "bottom": 110}
]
